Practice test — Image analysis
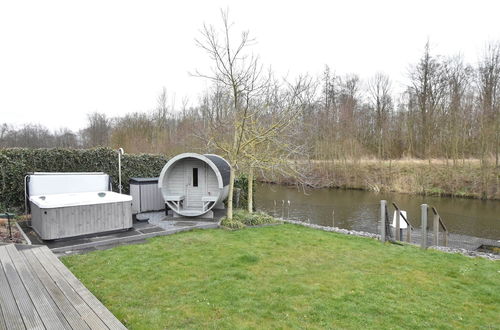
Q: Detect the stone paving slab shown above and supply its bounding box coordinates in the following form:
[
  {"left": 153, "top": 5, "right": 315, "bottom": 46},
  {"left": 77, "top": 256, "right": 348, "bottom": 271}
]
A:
[{"left": 19, "top": 211, "right": 223, "bottom": 256}]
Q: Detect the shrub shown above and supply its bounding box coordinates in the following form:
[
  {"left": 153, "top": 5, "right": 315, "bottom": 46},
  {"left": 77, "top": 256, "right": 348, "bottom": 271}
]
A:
[
  {"left": 220, "top": 217, "right": 246, "bottom": 229},
  {"left": 220, "top": 209, "right": 279, "bottom": 229}
]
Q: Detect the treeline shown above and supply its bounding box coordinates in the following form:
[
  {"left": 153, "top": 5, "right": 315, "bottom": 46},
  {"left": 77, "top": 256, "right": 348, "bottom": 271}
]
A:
[
  {"left": 2, "top": 42, "right": 500, "bottom": 166},
  {"left": 0, "top": 90, "right": 202, "bottom": 156},
  {"left": 309, "top": 42, "right": 500, "bottom": 165}
]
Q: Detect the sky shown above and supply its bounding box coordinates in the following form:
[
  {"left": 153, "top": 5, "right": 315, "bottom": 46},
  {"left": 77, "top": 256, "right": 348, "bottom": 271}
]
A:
[{"left": 1, "top": 0, "right": 499, "bottom": 131}]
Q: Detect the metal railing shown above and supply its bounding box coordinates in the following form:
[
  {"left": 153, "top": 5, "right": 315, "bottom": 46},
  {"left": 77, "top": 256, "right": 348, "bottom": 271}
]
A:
[
  {"left": 431, "top": 206, "right": 448, "bottom": 247},
  {"left": 381, "top": 201, "right": 449, "bottom": 249},
  {"left": 420, "top": 204, "right": 449, "bottom": 249},
  {"left": 392, "top": 202, "right": 414, "bottom": 242}
]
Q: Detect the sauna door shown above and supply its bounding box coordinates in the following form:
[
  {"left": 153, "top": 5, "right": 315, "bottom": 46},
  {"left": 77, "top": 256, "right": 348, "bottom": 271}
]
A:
[{"left": 184, "top": 160, "right": 205, "bottom": 209}]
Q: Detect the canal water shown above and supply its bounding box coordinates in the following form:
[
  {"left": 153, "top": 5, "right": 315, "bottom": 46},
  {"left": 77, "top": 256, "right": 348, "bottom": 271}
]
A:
[{"left": 255, "top": 183, "right": 500, "bottom": 241}]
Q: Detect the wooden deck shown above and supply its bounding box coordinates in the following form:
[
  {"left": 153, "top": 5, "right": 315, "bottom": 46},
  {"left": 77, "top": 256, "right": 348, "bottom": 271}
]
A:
[{"left": 0, "top": 244, "right": 126, "bottom": 330}]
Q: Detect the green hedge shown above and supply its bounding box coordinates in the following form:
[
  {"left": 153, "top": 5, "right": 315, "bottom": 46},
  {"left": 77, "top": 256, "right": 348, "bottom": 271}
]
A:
[
  {"left": 233, "top": 173, "right": 256, "bottom": 210},
  {"left": 0, "top": 148, "right": 169, "bottom": 212}
]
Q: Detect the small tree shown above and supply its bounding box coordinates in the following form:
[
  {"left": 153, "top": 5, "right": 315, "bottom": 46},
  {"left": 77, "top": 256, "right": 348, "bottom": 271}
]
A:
[{"left": 194, "top": 10, "right": 265, "bottom": 219}]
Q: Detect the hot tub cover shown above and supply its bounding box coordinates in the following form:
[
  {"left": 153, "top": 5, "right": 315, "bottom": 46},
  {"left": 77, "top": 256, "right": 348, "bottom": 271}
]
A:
[
  {"left": 27, "top": 172, "right": 110, "bottom": 196},
  {"left": 29, "top": 191, "right": 132, "bottom": 208}
]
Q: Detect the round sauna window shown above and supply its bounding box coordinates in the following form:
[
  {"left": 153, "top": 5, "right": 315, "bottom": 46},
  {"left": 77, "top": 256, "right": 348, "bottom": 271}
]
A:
[{"left": 98, "top": 192, "right": 106, "bottom": 197}]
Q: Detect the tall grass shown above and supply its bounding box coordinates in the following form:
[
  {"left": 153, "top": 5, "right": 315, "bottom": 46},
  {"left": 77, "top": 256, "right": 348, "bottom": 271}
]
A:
[{"left": 262, "top": 159, "right": 500, "bottom": 200}]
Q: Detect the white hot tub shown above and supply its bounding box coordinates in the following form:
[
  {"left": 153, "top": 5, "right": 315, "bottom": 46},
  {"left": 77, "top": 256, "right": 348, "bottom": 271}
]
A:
[{"left": 27, "top": 173, "right": 133, "bottom": 240}]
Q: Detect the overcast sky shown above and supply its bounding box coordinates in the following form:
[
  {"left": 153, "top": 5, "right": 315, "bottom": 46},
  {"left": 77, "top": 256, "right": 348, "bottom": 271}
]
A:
[{"left": 1, "top": 0, "right": 499, "bottom": 131}]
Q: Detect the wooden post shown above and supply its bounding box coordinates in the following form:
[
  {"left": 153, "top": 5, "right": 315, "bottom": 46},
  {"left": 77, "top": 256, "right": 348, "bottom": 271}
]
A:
[
  {"left": 380, "top": 200, "right": 386, "bottom": 242},
  {"left": 7, "top": 213, "right": 12, "bottom": 239},
  {"left": 444, "top": 230, "right": 448, "bottom": 247},
  {"left": 0, "top": 212, "right": 15, "bottom": 240},
  {"left": 395, "top": 207, "right": 401, "bottom": 241},
  {"left": 433, "top": 212, "right": 440, "bottom": 246},
  {"left": 421, "top": 204, "right": 428, "bottom": 249},
  {"left": 281, "top": 200, "right": 284, "bottom": 219}
]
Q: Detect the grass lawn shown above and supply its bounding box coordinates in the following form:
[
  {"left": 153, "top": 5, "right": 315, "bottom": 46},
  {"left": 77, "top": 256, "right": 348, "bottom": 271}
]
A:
[{"left": 62, "top": 225, "right": 500, "bottom": 329}]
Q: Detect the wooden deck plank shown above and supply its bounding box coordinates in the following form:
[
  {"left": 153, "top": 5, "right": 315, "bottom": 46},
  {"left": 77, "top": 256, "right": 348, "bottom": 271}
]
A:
[
  {"left": 21, "top": 248, "right": 90, "bottom": 330},
  {"left": 0, "top": 248, "right": 26, "bottom": 330},
  {"left": 0, "top": 299, "right": 6, "bottom": 330},
  {"left": 0, "top": 246, "right": 44, "bottom": 330},
  {"left": 0, "top": 252, "right": 24, "bottom": 330},
  {"left": 37, "top": 246, "right": 126, "bottom": 330},
  {"left": 30, "top": 247, "right": 109, "bottom": 330},
  {"left": 0, "top": 306, "right": 6, "bottom": 330},
  {"left": 0, "top": 244, "right": 126, "bottom": 330},
  {"left": 5, "top": 245, "right": 68, "bottom": 330},
  {"left": 0, "top": 271, "right": 24, "bottom": 330}
]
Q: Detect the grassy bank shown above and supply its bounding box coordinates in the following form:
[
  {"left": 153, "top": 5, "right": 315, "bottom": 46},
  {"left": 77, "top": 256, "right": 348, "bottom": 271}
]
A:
[
  {"left": 264, "top": 159, "right": 500, "bottom": 200},
  {"left": 62, "top": 225, "right": 499, "bottom": 329}
]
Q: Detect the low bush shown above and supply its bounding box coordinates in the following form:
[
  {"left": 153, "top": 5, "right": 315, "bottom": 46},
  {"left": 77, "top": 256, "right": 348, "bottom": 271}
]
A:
[
  {"left": 220, "top": 209, "right": 278, "bottom": 229},
  {"left": 219, "top": 217, "right": 246, "bottom": 230}
]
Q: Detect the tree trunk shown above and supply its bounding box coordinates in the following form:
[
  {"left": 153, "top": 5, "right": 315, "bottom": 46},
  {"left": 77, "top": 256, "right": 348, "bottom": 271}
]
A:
[
  {"left": 226, "top": 165, "right": 235, "bottom": 220},
  {"left": 247, "top": 166, "right": 253, "bottom": 213},
  {"left": 496, "top": 115, "right": 499, "bottom": 168}
]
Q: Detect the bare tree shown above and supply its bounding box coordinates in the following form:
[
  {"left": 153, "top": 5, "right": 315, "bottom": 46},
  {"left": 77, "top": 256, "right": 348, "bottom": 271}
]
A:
[
  {"left": 54, "top": 128, "right": 79, "bottom": 148},
  {"left": 82, "top": 112, "right": 111, "bottom": 147},
  {"left": 409, "top": 41, "right": 447, "bottom": 159},
  {"left": 337, "top": 74, "right": 362, "bottom": 160},
  {"left": 443, "top": 55, "right": 472, "bottom": 164},
  {"left": 477, "top": 42, "right": 500, "bottom": 166},
  {"left": 368, "top": 73, "right": 392, "bottom": 159},
  {"left": 241, "top": 74, "right": 313, "bottom": 212},
  {"left": 194, "top": 10, "right": 265, "bottom": 219}
]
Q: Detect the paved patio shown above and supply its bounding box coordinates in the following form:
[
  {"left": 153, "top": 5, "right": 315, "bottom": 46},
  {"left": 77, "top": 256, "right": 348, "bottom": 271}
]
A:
[{"left": 22, "top": 210, "right": 224, "bottom": 256}]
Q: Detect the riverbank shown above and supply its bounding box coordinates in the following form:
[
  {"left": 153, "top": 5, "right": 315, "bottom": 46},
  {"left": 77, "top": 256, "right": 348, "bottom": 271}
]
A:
[{"left": 261, "top": 159, "right": 500, "bottom": 200}]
